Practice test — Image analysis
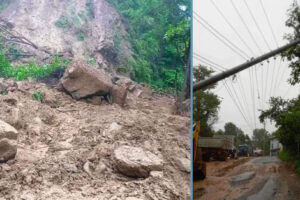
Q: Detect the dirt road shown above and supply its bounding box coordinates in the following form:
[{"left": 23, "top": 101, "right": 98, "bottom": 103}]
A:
[{"left": 194, "top": 156, "right": 300, "bottom": 200}]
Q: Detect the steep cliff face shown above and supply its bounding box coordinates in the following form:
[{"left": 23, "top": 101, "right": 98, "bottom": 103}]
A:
[{"left": 0, "top": 0, "right": 130, "bottom": 73}]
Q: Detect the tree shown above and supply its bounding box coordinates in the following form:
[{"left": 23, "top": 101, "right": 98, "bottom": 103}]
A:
[
  {"left": 215, "top": 129, "right": 224, "bottom": 135},
  {"left": 252, "top": 128, "right": 270, "bottom": 155},
  {"left": 282, "top": 1, "right": 300, "bottom": 85},
  {"left": 260, "top": 96, "right": 300, "bottom": 157},
  {"left": 193, "top": 65, "right": 221, "bottom": 136},
  {"left": 224, "top": 122, "right": 251, "bottom": 147}
]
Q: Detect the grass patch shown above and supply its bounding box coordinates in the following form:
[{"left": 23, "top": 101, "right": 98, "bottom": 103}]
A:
[
  {"left": 279, "top": 150, "right": 300, "bottom": 175},
  {"left": 77, "top": 32, "right": 85, "bottom": 41},
  {"left": 88, "top": 58, "right": 95, "bottom": 65},
  {"left": 55, "top": 16, "right": 70, "bottom": 28},
  {"left": 0, "top": 90, "right": 7, "bottom": 95},
  {"left": 0, "top": 48, "right": 70, "bottom": 80},
  {"left": 32, "top": 91, "right": 44, "bottom": 102},
  {"left": 278, "top": 150, "right": 293, "bottom": 161}
]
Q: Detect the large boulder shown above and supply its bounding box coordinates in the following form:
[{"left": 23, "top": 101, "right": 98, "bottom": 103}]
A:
[
  {"left": 60, "top": 61, "right": 113, "bottom": 99},
  {"left": 60, "top": 61, "right": 129, "bottom": 106},
  {"left": 113, "top": 145, "right": 163, "bottom": 178},
  {"left": 0, "top": 120, "right": 18, "bottom": 162}
]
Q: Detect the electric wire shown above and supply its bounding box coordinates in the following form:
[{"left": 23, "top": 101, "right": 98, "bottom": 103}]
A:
[
  {"left": 193, "top": 12, "right": 250, "bottom": 60},
  {"left": 259, "top": 0, "right": 279, "bottom": 47},
  {"left": 230, "top": 0, "right": 263, "bottom": 54},
  {"left": 243, "top": 0, "right": 271, "bottom": 51},
  {"left": 210, "top": 0, "right": 256, "bottom": 56}
]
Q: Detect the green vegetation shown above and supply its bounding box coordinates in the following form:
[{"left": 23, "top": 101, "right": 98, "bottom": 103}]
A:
[
  {"left": 85, "top": 0, "right": 95, "bottom": 19},
  {"left": 260, "top": 96, "right": 300, "bottom": 157},
  {"left": 55, "top": 16, "right": 70, "bottom": 28},
  {"left": 7, "top": 44, "right": 24, "bottom": 61},
  {"left": 295, "top": 160, "right": 300, "bottom": 174},
  {"left": 108, "top": 0, "right": 190, "bottom": 92},
  {"left": 0, "top": 47, "right": 70, "bottom": 80},
  {"left": 0, "top": 0, "right": 9, "bottom": 13},
  {"left": 32, "top": 91, "right": 44, "bottom": 102},
  {"left": 0, "top": 90, "right": 7, "bottom": 95},
  {"left": 278, "top": 150, "right": 300, "bottom": 175},
  {"left": 193, "top": 66, "right": 221, "bottom": 136},
  {"left": 77, "top": 32, "right": 85, "bottom": 41},
  {"left": 88, "top": 58, "right": 95, "bottom": 65},
  {"left": 278, "top": 150, "right": 293, "bottom": 161}
]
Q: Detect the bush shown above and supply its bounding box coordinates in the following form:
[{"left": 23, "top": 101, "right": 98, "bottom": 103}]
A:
[
  {"left": 278, "top": 150, "right": 293, "bottom": 161},
  {"left": 88, "top": 58, "right": 95, "bottom": 65},
  {"left": 0, "top": 48, "right": 70, "bottom": 80},
  {"left": 55, "top": 16, "right": 70, "bottom": 28},
  {"left": 0, "top": 0, "right": 9, "bottom": 12},
  {"left": 32, "top": 92, "right": 44, "bottom": 102},
  {"left": 77, "top": 32, "right": 85, "bottom": 41},
  {"left": 295, "top": 160, "right": 300, "bottom": 174}
]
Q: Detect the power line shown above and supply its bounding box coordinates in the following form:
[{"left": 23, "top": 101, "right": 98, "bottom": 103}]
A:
[
  {"left": 193, "top": 12, "right": 250, "bottom": 60},
  {"left": 194, "top": 54, "right": 254, "bottom": 128},
  {"left": 223, "top": 80, "right": 253, "bottom": 130},
  {"left": 230, "top": 0, "right": 263, "bottom": 54},
  {"left": 243, "top": 0, "right": 271, "bottom": 51},
  {"left": 193, "top": 56, "right": 224, "bottom": 72},
  {"left": 194, "top": 53, "right": 227, "bottom": 70},
  {"left": 210, "top": 0, "right": 256, "bottom": 56},
  {"left": 259, "top": 0, "right": 279, "bottom": 47}
]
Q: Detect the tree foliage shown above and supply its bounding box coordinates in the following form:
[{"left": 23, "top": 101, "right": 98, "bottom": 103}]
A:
[
  {"left": 252, "top": 128, "right": 270, "bottom": 155},
  {"left": 108, "top": 0, "right": 190, "bottom": 92},
  {"left": 193, "top": 65, "right": 221, "bottom": 136},
  {"left": 282, "top": 1, "right": 300, "bottom": 85},
  {"left": 260, "top": 96, "right": 300, "bottom": 157},
  {"left": 223, "top": 122, "right": 251, "bottom": 147}
]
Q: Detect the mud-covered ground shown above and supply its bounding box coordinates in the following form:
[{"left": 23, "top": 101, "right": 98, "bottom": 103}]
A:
[
  {"left": 194, "top": 156, "right": 300, "bottom": 200},
  {"left": 0, "top": 80, "right": 190, "bottom": 200}
]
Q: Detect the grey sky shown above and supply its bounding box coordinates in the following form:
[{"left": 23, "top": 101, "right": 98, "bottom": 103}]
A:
[{"left": 193, "top": 0, "right": 299, "bottom": 136}]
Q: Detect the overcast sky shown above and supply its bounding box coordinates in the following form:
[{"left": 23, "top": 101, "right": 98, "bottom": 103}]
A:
[{"left": 193, "top": 0, "right": 300, "bottom": 137}]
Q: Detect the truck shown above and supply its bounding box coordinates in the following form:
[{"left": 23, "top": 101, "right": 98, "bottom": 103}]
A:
[
  {"left": 198, "top": 135, "right": 236, "bottom": 161},
  {"left": 193, "top": 122, "right": 206, "bottom": 180},
  {"left": 237, "top": 144, "right": 253, "bottom": 157}
]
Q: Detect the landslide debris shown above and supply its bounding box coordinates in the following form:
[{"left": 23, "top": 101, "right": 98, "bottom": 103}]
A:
[{"left": 0, "top": 78, "right": 190, "bottom": 199}]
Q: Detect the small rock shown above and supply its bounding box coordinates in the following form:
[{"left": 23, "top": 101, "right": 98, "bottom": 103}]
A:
[
  {"left": 113, "top": 145, "right": 163, "bottom": 178},
  {"left": 95, "top": 161, "right": 106, "bottom": 174},
  {"left": 150, "top": 171, "right": 163, "bottom": 178},
  {"left": 176, "top": 157, "right": 190, "bottom": 173},
  {"left": 0, "top": 120, "right": 18, "bottom": 162},
  {"left": 83, "top": 161, "right": 93, "bottom": 178},
  {"left": 0, "top": 164, "right": 11, "bottom": 171},
  {"left": 125, "top": 198, "right": 144, "bottom": 200},
  {"left": 64, "top": 163, "right": 78, "bottom": 173},
  {"left": 103, "top": 122, "right": 122, "bottom": 138},
  {"left": 52, "top": 141, "right": 73, "bottom": 151}
]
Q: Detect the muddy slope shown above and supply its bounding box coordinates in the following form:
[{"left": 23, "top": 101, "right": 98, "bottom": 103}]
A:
[{"left": 0, "top": 0, "right": 131, "bottom": 72}]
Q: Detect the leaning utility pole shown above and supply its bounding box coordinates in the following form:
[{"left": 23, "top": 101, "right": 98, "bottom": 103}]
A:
[{"left": 193, "top": 39, "right": 300, "bottom": 91}]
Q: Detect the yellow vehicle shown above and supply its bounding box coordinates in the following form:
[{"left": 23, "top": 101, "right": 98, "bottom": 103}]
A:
[{"left": 193, "top": 122, "right": 206, "bottom": 179}]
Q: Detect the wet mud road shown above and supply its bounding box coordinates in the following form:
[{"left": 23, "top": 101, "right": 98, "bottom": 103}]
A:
[{"left": 194, "top": 156, "right": 300, "bottom": 200}]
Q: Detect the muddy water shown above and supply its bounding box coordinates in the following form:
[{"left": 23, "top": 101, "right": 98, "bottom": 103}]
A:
[{"left": 194, "top": 156, "right": 300, "bottom": 200}]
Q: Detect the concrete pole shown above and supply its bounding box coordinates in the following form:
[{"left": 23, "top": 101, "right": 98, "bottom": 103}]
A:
[{"left": 193, "top": 39, "right": 300, "bottom": 91}]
